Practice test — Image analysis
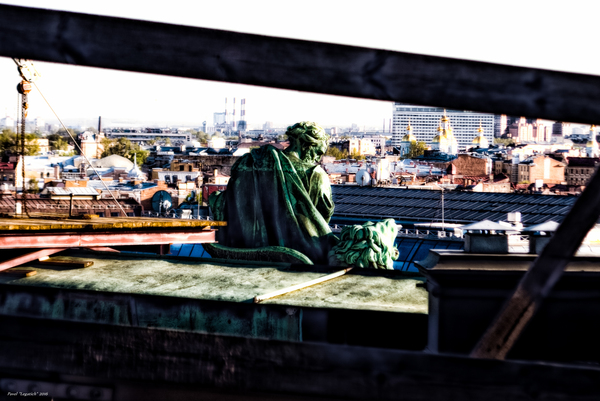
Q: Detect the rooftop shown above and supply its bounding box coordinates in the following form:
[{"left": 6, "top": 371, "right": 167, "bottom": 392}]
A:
[
  {"left": 2, "top": 251, "right": 427, "bottom": 314},
  {"left": 332, "top": 185, "right": 577, "bottom": 225}
]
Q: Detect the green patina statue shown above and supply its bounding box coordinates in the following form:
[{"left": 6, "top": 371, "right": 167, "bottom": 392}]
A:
[
  {"left": 209, "top": 121, "right": 337, "bottom": 264},
  {"left": 208, "top": 121, "right": 399, "bottom": 269},
  {"left": 328, "top": 219, "right": 399, "bottom": 270}
]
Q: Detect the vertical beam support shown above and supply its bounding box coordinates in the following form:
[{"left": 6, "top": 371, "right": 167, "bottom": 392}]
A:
[{"left": 471, "top": 166, "right": 600, "bottom": 359}]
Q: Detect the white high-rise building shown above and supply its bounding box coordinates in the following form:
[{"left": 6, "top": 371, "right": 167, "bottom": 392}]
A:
[
  {"left": 213, "top": 112, "right": 226, "bottom": 125},
  {"left": 392, "top": 103, "right": 494, "bottom": 151}
]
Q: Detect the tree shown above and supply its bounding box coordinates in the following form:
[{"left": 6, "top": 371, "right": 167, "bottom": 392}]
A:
[
  {"left": 0, "top": 128, "right": 40, "bottom": 156},
  {"left": 194, "top": 131, "right": 210, "bottom": 145},
  {"left": 101, "top": 137, "right": 149, "bottom": 166},
  {"left": 28, "top": 178, "right": 40, "bottom": 194},
  {"left": 324, "top": 146, "right": 348, "bottom": 160},
  {"left": 48, "top": 131, "right": 74, "bottom": 153},
  {"left": 55, "top": 128, "right": 77, "bottom": 137},
  {"left": 164, "top": 137, "right": 171, "bottom": 146},
  {"left": 494, "top": 138, "right": 516, "bottom": 146},
  {"left": 52, "top": 137, "right": 69, "bottom": 151},
  {"left": 404, "top": 141, "right": 427, "bottom": 159},
  {"left": 349, "top": 150, "right": 365, "bottom": 160}
]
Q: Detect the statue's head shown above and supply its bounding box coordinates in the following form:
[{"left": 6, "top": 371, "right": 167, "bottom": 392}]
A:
[
  {"left": 328, "top": 218, "right": 399, "bottom": 269},
  {"left": 285, "top": 121, "right": 329, "bottom": 164}
]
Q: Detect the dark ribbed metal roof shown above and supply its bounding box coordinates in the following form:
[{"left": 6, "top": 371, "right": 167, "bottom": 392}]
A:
[{"left": 332, "top": 186, "right": 577, "bottom": 225}]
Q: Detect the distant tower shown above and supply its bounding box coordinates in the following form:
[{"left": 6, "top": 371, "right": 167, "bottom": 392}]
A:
[
  {"left": 431, "top": 125, "right": 446, "bottom": 153},
  {"left": 96, "top": 116, "right": 103, "bottom": 159},
  {"left": 433, "top": 110, "right": 457, "bottom": 155},
  {"left": 238, "top": 98, "right": 247, "bottom": 131},
  {"left": 232, "top": 97, "right": 236, "bottom": 130},
  {"left": 400, "top": 120, "right": 416, "bottom": 157},
  {"left": 587, "top": 125, "right": 599, "bottom": 157},
  {"left": 472, "top": 120, "right": 489, "bottom": 149},
  {"left": 225, "top": 98, "right": 228, "bottom": 126}
]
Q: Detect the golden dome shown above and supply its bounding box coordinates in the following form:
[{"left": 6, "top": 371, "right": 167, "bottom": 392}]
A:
[
  {"left": 432, "top": 134, "right": 441, "bottom": 143},
  {"left": 402, "top": 133, "right": 416, "bottom": 142},
  {"left": 437, "top": 125, "right": 443, "bottom": 132},
  {"left": 587, "top": 140, "right": 597, "bottom": 147},
  {"left": 472, "top": 135, "right": 489, "bottom": 147}
]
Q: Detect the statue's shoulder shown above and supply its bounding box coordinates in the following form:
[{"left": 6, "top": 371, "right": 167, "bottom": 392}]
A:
[
  {"left": 233, "top": 144, "right": 289, "bottom": 172},
  {"left": 249, "top": 144, "right": 282, "bottom": 158}
]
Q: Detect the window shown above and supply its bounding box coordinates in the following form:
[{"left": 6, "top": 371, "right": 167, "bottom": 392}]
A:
[
  {"left": 111, "top": 212, "right": 119, "bottom": 217},
  {"left": 97, "top": 212, "right": 105, "bottom": 217}
]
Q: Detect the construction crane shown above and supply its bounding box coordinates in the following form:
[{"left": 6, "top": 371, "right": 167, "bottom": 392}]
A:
[
  {"left": 10, "top": 59, "right": 129, "bottom": 218},
  {"left": 13, "top": 59, "right": 40, "bottom": 216}
]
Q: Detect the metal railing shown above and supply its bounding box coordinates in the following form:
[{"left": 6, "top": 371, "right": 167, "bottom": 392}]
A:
[
  {"left": 330, "top": 224, "right": 463, "bottom": 239},
  {"left": 141, "top": 210, "right": 213, "bottom": 220}
]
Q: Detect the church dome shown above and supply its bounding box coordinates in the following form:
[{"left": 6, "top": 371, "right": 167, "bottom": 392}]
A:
[
  {"left": 432, "top": 134, "right": 441, "bottom": 143},
  {"left": 127, "top": 154, "right": 146, "bottom": 180},
  {"left": 402, "top": 133, "right": 416, "bottom": 142},
  {"left": 472, "top": 135, "right": 489, "bottom": 148}
]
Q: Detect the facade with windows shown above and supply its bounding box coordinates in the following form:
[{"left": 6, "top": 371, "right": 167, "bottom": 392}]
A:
[
  {"left": 392, "top": 103, "right": 494, "bottom": 151},
  {"left": 565, "top": 157, "right": 600, "bottom": 186}
]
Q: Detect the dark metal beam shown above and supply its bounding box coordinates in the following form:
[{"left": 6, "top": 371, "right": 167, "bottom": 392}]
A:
[
  {"left": 1, "top": 314, "right": 600, "bottom": 400},
  {"left": 1, "top": 4, "right": 600, "bottom": 124}
]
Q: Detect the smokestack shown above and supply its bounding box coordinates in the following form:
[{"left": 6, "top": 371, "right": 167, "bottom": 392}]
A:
[
  {"left": 383, "top": 119, "right": 385, "bottom": 132},
  {"left": 232, "top": 97, "right": 236, "bottom": 129},
  {"left": 225, "top": 98, "right": 228, "bottom": 125},
  {"left": 389, "top": 119, "right": 392, "bottom": 133},
  {"left": 98, "top": 116, "right": 102, "bottom": 133},
  {"left": 240, "top": 98, "right": 246, "bottom": 131}
]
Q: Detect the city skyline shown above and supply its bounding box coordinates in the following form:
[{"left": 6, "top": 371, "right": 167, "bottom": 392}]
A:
[{"left": 1, "top": 1, "right": 599, "bottom": 130}]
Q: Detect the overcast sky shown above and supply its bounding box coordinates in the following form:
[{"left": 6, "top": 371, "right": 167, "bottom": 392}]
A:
[{"left": 1, "top": 1, "right": 599, "bottom": 129}]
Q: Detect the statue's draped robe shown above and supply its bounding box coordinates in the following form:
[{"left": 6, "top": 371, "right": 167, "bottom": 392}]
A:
[{"left": 209, "top": 145, "right": 336, "bottom": 264}]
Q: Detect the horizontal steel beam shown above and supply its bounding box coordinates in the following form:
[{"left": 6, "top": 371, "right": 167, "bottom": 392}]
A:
[
  {"left": 1, "top": 5, "right": 599, "bottom": 124},
  {"left": 0, "top": 314, "right": 599, "bottom": 400},
  {"left": 0, "top": 230, "right": 215, "bottom": 248}
]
